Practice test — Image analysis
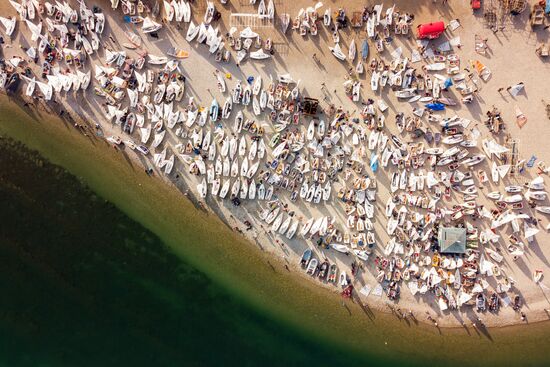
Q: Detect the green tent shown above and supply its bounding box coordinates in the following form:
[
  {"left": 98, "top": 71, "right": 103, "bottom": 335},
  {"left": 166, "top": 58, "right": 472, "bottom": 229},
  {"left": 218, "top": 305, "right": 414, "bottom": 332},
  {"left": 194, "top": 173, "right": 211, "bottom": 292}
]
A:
[{"left": 438, "top": 227, "right": 466, "bottom": 254}]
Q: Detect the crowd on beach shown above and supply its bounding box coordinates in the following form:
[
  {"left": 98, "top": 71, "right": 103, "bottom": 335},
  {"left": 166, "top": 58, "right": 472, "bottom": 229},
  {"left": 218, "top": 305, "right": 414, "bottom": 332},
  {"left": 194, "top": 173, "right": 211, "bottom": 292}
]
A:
[{"left": 1, "top": 0, "right": 550, "bottom": 327}]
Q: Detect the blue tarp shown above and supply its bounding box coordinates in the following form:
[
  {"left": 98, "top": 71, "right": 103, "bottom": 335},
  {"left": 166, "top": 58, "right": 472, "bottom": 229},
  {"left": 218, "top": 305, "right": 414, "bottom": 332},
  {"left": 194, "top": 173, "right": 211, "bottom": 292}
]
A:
[
  {"left": 426, "top": 103, "right": 445, "bottom": 111},
  {"left": 444, "top": 78, "right": 453, "bottom": 89},
  {"left": 123, "top": 15, "right": 132, "bottom": 23},
  {"left": 546, "top": 1, "right": 550, "bottom": 14},
  {"left": 247, "top": 76, "right": 254, "bottom": 84}
]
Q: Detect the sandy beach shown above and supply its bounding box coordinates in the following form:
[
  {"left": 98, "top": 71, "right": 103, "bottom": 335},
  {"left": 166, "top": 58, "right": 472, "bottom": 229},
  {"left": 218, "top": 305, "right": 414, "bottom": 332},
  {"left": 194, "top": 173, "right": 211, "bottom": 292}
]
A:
[{"left": 2, "top": 0, "right": 550, "bottom": 329}]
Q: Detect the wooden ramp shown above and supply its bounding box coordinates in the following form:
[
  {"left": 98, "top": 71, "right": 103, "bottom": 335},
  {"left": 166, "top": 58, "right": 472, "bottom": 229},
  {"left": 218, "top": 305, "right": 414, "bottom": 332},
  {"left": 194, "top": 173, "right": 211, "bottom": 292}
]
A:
[{"left": 230, "top": 13, "right": 274, "bottom": 29}]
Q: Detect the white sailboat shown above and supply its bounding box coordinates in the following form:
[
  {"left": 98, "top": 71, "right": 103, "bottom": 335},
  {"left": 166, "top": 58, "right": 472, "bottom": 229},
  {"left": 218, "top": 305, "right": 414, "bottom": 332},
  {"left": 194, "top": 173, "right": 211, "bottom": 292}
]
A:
[
  {"left": 25, "top": 19, "right": 42, "bottom": 41},
  {"left": 181, "top": 0, "right": 191, "bottom": 23},
  {"left": 250, "top": 49, "right": 271, "bottom": 60},
  {"left": 0, "top": 16, "right": 16, "bottom": 37},
  {"left": 219, "top": 179, "right": 230, "bottom": 198},
  {"left": 23, "top": 76, "right": 36, "bottom": 97},
  {"left": 186, "top": 21, "right": 199, "bottom": 41},
  {"left": 323, "top": 8, "right": 331, "bottom": 26},
  {"left": 142, "top": 17, "right": 162, "bottom": 33},
  {"left": 371, "top": 71, "right": 380, "bottom": 91},
  {"left": 329, "top": 43, "right": 346, "bottom": 61},
  {"left": 197, "top": 178, "right": 207, "bottom": 198},
  {"left": 348, "top": 39, "right": 356, "bottom": 61},
  {"left": 36, "top": 81, "right": 52, "bottom": 101}
]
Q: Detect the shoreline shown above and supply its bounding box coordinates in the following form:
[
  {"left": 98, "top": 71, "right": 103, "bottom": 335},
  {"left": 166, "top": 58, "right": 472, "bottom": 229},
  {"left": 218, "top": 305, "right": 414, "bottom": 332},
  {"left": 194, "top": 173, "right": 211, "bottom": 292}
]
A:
[
  {"left": 2, "top": 93, "right": 550, "bottom": 367},
  {"left": 0, "top": 135, "right": 378, "bottom": 367},
  {"left": 1, "top": 0, "right": 550, "bottom": 331},
  {"left": 8, "top": 88, "right": 547, "bottom": 330}
]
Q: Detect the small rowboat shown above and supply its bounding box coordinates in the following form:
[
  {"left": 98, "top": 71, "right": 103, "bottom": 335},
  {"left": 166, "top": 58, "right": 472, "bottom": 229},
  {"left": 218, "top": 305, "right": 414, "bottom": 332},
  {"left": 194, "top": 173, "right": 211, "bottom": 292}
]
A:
[
  {"left": 306, "top": 258, "right": 318, "bottom": 275},
  {"left": 122, "top": 42, "right": 138, "bottom": 49},
  {"left": 442, "top": 134, "right": 464, "bottom": 145},
  {"left": 461, "top": 154, "right": 485, "bottom": 167},
  {"left": 487, "top": 191, "right": 502, "bottom": 200},
  {"left": 505, "top": 185, "right": 522, "bottom": 193},
  {"left": 167, "top": 47, "right": 189, "bottom": 59},
  {"left": 525, "top": 191, "right": 547, "bottom": 201},
  {"left": 125, "top": 30, "right": 142, "bottom": 47},
  {"left": 331, "top": 244, "right": 350, "bottom": 254},
  {"left": 328, "top": 264, "right": 338, "bottom": 283},
  {"left": 300, "top": 248, "right": 312, "bottom": 268},
  {"left": 535, "top": 206, "right": 550, "bottom": 214},
  {"left": 504, "top": 194, "right": 522, "bottom": 203},
  {"left": 516, "top": 105, "right": 527, "bottom": 128}
]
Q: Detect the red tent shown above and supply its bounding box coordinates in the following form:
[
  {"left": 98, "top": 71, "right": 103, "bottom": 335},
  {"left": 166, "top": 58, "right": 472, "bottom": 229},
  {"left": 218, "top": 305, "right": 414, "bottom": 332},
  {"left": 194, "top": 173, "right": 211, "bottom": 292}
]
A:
[{"left": 416, "top": 21, "right": 446, "bottom": 39}]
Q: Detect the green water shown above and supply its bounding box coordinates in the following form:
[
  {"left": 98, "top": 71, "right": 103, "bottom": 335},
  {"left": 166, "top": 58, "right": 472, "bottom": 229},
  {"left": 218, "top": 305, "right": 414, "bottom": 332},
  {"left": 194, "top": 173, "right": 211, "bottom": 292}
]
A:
[
  {"left": 1, "top": 96, "right": 550, "bottom": 367},
  {"left": 0, "top": 137, "right": 368, "bottom": 366}
]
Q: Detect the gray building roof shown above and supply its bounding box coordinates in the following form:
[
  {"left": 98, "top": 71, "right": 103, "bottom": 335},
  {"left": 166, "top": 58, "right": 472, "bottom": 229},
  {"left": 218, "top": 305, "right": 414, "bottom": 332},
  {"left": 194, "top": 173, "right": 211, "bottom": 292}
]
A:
[{"left": 438, "top": 227, "right": 466, "bottom": 254}]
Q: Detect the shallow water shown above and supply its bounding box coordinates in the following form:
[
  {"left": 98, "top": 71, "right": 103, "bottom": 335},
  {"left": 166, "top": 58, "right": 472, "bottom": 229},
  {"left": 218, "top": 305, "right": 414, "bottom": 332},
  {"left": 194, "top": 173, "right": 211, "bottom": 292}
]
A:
[
  {"left": 0, "top": 137, "right": 373, "bottom": 366},
  {"left": 1, "top": 97, "right": 550, "bottom": 367}
]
